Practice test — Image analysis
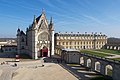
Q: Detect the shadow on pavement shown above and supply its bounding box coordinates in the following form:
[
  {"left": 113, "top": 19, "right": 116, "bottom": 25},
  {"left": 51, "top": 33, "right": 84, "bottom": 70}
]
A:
[
  {"left": 59, "top": 63, "right": 90, "bottom": 80},
  {"left": 43, "top": 56, "right": 103, "bottom": 80}
]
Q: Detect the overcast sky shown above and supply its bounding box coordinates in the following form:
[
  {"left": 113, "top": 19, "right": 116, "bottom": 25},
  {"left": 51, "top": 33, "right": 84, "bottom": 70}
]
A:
[{"left": 0, "top": 0, "right": 120, "bottom": 38}]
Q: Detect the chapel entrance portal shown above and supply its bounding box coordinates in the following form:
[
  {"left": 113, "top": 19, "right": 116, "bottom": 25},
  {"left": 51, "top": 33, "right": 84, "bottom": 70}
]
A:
[{"left": 42, "top": 46, "right": 48, "bottom": 57}]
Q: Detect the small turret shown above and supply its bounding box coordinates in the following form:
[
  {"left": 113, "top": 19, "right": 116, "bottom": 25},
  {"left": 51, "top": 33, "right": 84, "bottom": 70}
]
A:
[
  {"left": 49, "top": 17, "right": 54, "bottom": 31},
  {"left": 32, "top": 15, "right": 37, "bottom": 30},
  {"left": 33, "top": 15, "right": 36, "bottom": 24},
  {"left": 17, "top": 28, "right": 20, "bottom": 32},
  {"left": 17, "top": 28, "right": 20, "bottom": 36},
  {"left": 26, "top": 28, "right": 29, "bottom": 32},
  {"left": 50, "top": 16, "right": 52, "bottom": 24},
  {"left": 42, "top": 8, "right": 44, "bottom": 14}
]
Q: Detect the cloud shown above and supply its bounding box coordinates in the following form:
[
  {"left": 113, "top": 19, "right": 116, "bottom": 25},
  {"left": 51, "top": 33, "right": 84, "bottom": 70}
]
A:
[
  {"left": 56, "top": 0, "right": 67, "bottom": 6},
  {"left": 74, "top": 0, "right": 90, "bottom": 8},
  {"left": 0, "top": 13, "right": 31, "bottom": 24},
  {"left": 0, "top": 0, "right": 40, "bottom": 11},
  {"left": 47, "top": 10, "right": 85, "bottom": 23},
  {"left": 38, "top": 0, "right": 54, "bottom": 7},
  {"left": 110, "top": 16, "right": 120, "bottom": 22},
  {"left": 83, "top": 15, "right": 105, "bottom": 25}
]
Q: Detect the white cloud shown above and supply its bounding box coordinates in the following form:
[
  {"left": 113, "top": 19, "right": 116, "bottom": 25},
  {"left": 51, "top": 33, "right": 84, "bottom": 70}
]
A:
[{"left": 83, "top": 15, "right": 105, "bottom": 25}]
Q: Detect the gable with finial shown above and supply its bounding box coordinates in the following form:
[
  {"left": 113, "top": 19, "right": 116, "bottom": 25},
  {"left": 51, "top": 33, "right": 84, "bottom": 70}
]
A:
[{"left": 35, "top": 9, "right": 48, "bottom": 31}]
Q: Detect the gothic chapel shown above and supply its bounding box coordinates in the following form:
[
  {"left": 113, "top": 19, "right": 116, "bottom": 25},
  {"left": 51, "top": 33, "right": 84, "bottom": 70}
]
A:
[{"left": 17, "top": 9, "right": 54, "bottom": 59}]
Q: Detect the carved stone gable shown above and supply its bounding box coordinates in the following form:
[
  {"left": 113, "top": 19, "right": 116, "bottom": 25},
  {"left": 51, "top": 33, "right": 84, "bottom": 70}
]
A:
[{"left": 38, "top": 19, "right": 48, "bottom": 31}]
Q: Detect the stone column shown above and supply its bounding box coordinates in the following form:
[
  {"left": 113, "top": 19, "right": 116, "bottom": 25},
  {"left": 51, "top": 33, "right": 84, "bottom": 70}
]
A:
[
  {"left": 91, "top": 58, "right": 95, "bottom": 71},
  {"left": 100, "top": 62, "right": 106, "bottom": 75},
  {"left": 51, "top": 30, "right": 54, "bottom": 55}
]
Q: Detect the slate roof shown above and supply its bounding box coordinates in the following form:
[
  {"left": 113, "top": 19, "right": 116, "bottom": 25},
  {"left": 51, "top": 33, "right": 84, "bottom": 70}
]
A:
[{"left": 36, "top": 15, "right": 42, "bottom": 23}]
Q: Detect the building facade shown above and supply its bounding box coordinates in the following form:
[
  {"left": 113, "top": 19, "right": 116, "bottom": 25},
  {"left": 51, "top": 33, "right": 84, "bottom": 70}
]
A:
[
  {"left": 106, "top": 38, "right": 120, "bottom": 50},
  {"left": 1, "top": 45, "right": 17, "bottom": 53},
  {"left": 55, "top": 32, "right": 107, "bottom": 50},
  {"left": 0, "top": 38, "right": 16, "bottom": 48},
  {"left": 17, "top": 10, "right": 54, "bottom": 59}
]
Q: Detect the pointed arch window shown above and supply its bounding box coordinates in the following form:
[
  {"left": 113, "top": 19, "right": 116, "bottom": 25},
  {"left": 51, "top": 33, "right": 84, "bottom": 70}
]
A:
[{"left": 21, "top": 38, "right": 24, "bottom": 42}]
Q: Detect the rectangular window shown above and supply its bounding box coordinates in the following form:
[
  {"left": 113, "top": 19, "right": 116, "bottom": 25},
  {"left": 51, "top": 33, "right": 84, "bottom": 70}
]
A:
[
  {"left": 74, "top": 46, "right": 76, "bottom": 49},
  {"left": 87, "top": 42, "right": 88, "bottom": 44},
  {"left": 63, "top": 42, "right": 64, "bottom": 45},
  {"left": 74, "top": 42, "right": 76, "bottom": 45},
  {"left": 92, "top": 42, "right": 94, "bottom": 44},
  {"left": 89, "top": 42, "right": 91, "bottom": 44},
  {"left": 97, "top": 42, "right": 98, "bottom": 44},
  {"left": 84, "top": 42, "right": 85, "bottom": 44},
  {"left": 66, "top": 42, "right": 68, "bottom": 45},
  {"left": 81, "top": 46, "right": 82, "bottom": 48}
]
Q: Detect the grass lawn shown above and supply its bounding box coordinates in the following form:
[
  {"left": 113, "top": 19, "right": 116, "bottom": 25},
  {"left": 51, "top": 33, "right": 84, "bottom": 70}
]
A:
[
  {"left": 111, "top": 58, "right": 120, "bottom": 61},
  {"left": 95, "top": 49, "right": 120, "bottom": 55},
  {"left": 80, "top": 50, "right": 112, "bottom": 57}
]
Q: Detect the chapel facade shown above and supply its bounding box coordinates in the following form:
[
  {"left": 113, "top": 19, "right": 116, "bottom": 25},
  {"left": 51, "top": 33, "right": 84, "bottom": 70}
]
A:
[{"left": 17, "top": 10, "right": 54, "bottom": 59}]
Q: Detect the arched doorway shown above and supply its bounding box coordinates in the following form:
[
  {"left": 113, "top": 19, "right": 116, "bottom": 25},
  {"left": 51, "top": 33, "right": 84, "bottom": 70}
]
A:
[
  {"left": 95, "top": 61, "right": 101, "bottom": 72},
  {"left": 87, "top": 59, "right": 91, "bottom": 67},
  {"left": 42, "top": 46, "right": 48, "bottom": 57},
  {"left": 105, "top": 65, "right": 113, "bottom": 76},
  {"left": 80, "top": 57, "right": 84, "bottom": 65}
]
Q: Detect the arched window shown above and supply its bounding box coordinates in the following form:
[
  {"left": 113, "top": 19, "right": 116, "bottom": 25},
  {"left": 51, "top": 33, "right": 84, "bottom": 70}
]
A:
[
  {"left": 95, "top": 61, "right": 101, "bottom": 72},
  {"left": 105, "top": 65, "right": 113, "bottom": 76},
  {"left": 80, "top": 57, "right": 84, "bottom": 65},
  {"left": 87, "top": 59, "right": 91, "bottom": 67}
]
